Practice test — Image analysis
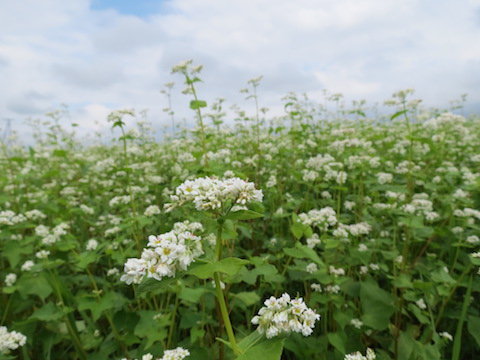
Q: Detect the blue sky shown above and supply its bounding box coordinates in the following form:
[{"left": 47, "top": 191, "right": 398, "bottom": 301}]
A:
[
  {"left": 1, "top": 0, "right": 480, "bottom": 140},
  {"left": 90, "top": 0, "right": 169, "bottom": 17}
]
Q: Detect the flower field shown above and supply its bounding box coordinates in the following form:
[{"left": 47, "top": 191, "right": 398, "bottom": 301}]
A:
[{"left": 1, "top": 64, "right": 480, "bottom": 360}]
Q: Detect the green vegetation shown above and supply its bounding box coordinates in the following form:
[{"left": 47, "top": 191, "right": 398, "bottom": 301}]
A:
[{"left": 1, "top": 62, "right": 479, "bottom": 360}]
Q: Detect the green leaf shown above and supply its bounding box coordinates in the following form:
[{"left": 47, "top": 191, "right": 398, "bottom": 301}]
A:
[
  {"left": 30, "top": 302, "right": 68, "bottom": 321},
  {"left": 238, "top": 330, "right": 263, "bottom": 352},
  {"left": 3, "top": 241, "right": 33, "bottom": 268},
  {"left": 290, "top": 221, "right": 304, "bottom": 239},
  {"left": 360, "top": 280, "right": 396, "bottom": 330},
  {"left": 78, "top": 292, "right": 128, "bottom": 321},
  {"left": 190, "top": 100, "right": 207, "bottom": 110},
  {"left": 233, "top": 292, "right": 261, "bottom": 307},
  {"left": 188, "top": 258, "right": 250, "bottom": 279},
  {"left": 467, "top": 315, "right": 480, "bottom": 347},
  {"left": 75, "top": 251, "right": 97, "bottom": 269},
  {"left": 236, "top": 337, "right": 285, "bottom": 360},
  {"left": 283, "top": 243, "right": 324, "bottom": 265},
  {"left": 16, "top": 274, "right": 53, "bottom": 301},
  {"left": 136, "top": 276, "right": 179, "bottom": 295},
  {"left": 390, "top": 109, "right": 408, "bottom": 121},
  {"left": 225, "top": 210, "right": 264, "bottom": 220},
  {"left": 179, "top": 287, "right": 209, "bottom": 303},
  {"left": 134, "top": 310, "right": 169, "bottom": 349},
  {"left": 327, "top": 332, "right": 346, "bottom": 354}
]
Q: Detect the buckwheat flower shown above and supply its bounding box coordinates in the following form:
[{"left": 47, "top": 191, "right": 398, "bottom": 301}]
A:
[
  {"left": 0, "top": 326, "right": 27, "bottom": 354},
  {"left": 171, "top": 59, "right": 193, "bottom": 73},
  {"left": 358, "top": 244, "right": 368, "bottom": 252},
  {"left": 466, "top": 235, "right": 480, "bottom": 244},
  {"left": 321, "top": 191, "right": 332, "bottom": 199},
  {"left": 266, "top": 175, "right": 277, "bottom": 188},
  {"left": 120, "top": 258, "right": 147, "bottom": 285},
  {"left": 160, "top": 347, "right": 190, "bottom": 360},
  {"left": 299, "top": 207, "right": 337, "bottom": 231},
  {"left": 306, "top": 263, "right": 318, "bottom": 274},
  {"left": 325, "top": 285, "right": 341, "bottom": 294},
  {"left": 336, "top": 171, "right": 347, "bottom": 184},
  {"left": 453, "top": 189, "right": 469, "bottom": 199},
  {"left": 80, "top": 204, "right": 95, "bottom": 215},
  {"left": 344, "top": 348, "right": 376, "bottom": 360},
  {"left": 35, "top": 225, "right": 50, "bottom": 237},
  {"left": 359, "top": 266, "right": 369, "bottom": 275},
  {"left": 25, "top": 209, "right": 47, "bottom": 220},
  {"left": 471, "top": 252, "right": 480, "bottom": 258},
  {"left": 4, "top": 273, "right": 16, "bottom": 287},
  {"left": 439, "top": 331, "right": 453, "bottom": 341},
  {"left": 86, "top": 239, "right": 98, "bottom": 251},
  {"left": 311, "top": 283, "right": 322, "bottom": 292},
  {"left": 107, "top": 268, "right": 119, "bottom": 276},
  {"left": 122, "top": 222, "right": 204, "bottom": 284},
  {"left": 21, "top": 260, "right": 35, "bottom": 272},
  {"left": 306, "top": 233, "right": 321, "bottom": 248},
  {"left": 377, "top": 172, "right": 393, "bottom": 184},
  {"left": 329, "top": 266, "right": 345, "bottom": 277},
  {"left": 350, "top": 318, "right": 363, "bottom": 329},
  {"left": 425, "top": 211, "right": 440, "bottom": 221},
  {"left": 452, "top": 226, "right": 464, "bottom": 234},
  {"left": 251, "top": 293, "right": 320, "bottom": 339},
  {"left": 344, "top": 201, "right": 355, "bottom": 211},
  {"left": 105, "top": 226, "right": 121, "bottom": 236},
  {"left": 165, "top": 176, "right": 263, "bottom": 213},
  {"left": 416, "top": 298, "right": 427, "bottom": 310},
  {"left": 144, "top": 205, "right": 161, "bottom": 217},
  {"left": 369, "top": 263, "right": 380, "bottom": 271},
  {"left": 36, "top": 250, "right": 50, "bottom": 259}
]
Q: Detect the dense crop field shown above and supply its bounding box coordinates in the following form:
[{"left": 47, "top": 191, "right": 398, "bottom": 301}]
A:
[{"left": 1, "top": 62, "right": 480, "bottom": 360}]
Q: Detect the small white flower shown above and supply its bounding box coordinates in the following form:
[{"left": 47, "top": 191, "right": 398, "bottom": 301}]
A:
[
  {"left": 4, "top": 273, "right": 17, "bottom": 287},
  {"left": 252, "top": 293, "right": 320, "bottom": 339},
  {"left": 350, "top": 318, "right": 363, "bottom": 329},
  {"left": 0, "top": 326, "right": 27, "bottom": 354},
  {"left": 416, "top": 298, "right": 427, "bottom": 310},
  {"left": 144, "top": 205, "right": 161, "bottom": 217},
  {"left": 36, "top": 250, "right": 50, "bottom": 259},
  {"left": 439, "top": 331, "right": 453, "bottom": 341},
  {"left": 86, "top": 239, "right": 98, "bottom": 251},
  {"left": 306, "top": 263, "right": 318, "bottom": 274},
  {"left": 21, "top": 260, "right": 35, "bottom": 272},
  {"left": 358, "top": 244, "right": 368, "bottom": 252}
]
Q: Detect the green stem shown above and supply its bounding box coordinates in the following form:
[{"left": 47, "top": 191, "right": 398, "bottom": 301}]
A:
[
  {"left": 187, "top": 74, "right": 208, "bottom": 167},
  {"left": 167, "top": 292, "right": 180, "bottom": 348},
  {"left": 214, "top": 272, "right": 240, "bottom": 356},
  {"left": 213, "top": 219, "right": 240, "bottom": 355}
]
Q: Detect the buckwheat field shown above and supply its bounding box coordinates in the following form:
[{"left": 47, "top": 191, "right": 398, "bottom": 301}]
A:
[{"left": 1, "top": 61, "right": 479, "bottom": 360}]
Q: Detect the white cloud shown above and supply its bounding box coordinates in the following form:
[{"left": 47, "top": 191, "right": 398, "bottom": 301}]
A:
[{"left": 1, "top": 0, "right": 480, "bottom": 141}]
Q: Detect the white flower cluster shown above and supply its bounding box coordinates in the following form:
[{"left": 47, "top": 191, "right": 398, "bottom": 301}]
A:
[
  {"left": 165, "top": 176, "right": 263, "bottom": 212},
  {"left": 121, "top": 221, "right": 204, "bottom": 285},
  {"left": 251, "top": 293, "right": 320, "bottom": 339},
  {"left": 34, "top": 223, "right": 70, "bottom": 246},
  {"left": 298, "top": 207, "right": 337, "bottom": 231},
  {"left": 344, "top": 348, "right": 376, "bottom": 360},
  {"left": 0, "top": 210, "right": 26, "bottom": 226},
  {"left": 0, "top": 326, "right": 27, "bottom": 354},
  {"left": 121, "top": 347, "right": 190, "bottom": 360}
]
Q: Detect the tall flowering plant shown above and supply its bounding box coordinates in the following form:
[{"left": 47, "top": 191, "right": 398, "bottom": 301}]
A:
[{"left": 121, "top": 175, "right": 320, "bottom": 359}]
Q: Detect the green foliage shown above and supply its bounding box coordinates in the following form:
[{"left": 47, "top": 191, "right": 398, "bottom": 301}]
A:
[{"left": 0, "top": 77, "right": 479, "bottom": 360}]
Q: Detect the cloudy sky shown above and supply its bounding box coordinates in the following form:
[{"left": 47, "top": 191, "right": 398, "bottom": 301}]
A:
[{"left": 1, "top": 0, "right": 480, "bottom": 140}]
